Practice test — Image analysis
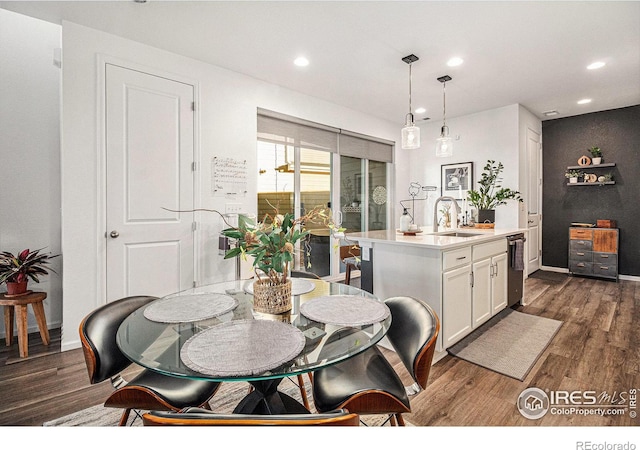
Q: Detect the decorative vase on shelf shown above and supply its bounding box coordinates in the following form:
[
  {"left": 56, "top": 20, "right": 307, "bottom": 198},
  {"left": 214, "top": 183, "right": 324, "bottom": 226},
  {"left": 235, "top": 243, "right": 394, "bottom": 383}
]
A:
[
  {"left": 569, "top": 177, "right": 578, "bottom": 184},
  {"left": 592, "top": 157, "right": 602, "bottom": 165},
  {"left": 252, "top": 278, "right": 292, "bottom": 314}
]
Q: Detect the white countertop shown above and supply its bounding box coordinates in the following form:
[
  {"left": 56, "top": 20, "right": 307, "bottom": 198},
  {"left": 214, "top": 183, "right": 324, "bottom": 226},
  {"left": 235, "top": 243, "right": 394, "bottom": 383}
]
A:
[{"left": 347, "top": 227, "right": 528, "bottom": 250}]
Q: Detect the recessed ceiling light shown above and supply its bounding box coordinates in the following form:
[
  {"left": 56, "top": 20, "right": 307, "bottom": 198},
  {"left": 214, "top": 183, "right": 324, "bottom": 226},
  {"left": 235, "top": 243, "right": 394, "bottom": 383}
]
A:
[
  {"left": 587, "top": 61, "right": 606, "bottom": 70},
  {"left": 577, "top": 98, "right": 592, "bottom": 105},
  {"left": 415, "top": 107, "right": 426, "bottom": 114},
  {"left": 447, "top": 57, "right": 464, "bottom": 67},
  {"left": 294, "top": 57, "right": 309, "bottom": 67},
  {"left": 542, "top": 110, "right": 559, "bottom": 117}
]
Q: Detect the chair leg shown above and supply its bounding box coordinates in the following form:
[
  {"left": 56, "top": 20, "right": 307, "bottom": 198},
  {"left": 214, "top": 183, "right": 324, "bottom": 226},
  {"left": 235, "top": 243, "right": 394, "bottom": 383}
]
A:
[
  {"left": 389, "top": 414, "right": 397, "bottom": 426},
  {"left": 296, "top": 374, "right": 311, "bottom": 411},
  {"left": 345, "top": 264, "right": 352, "bottom": 285},
  {"left": 395, "top": 413, "right": 406, "bottom": 426},
  {"left": 119, "top": 408, "right": 132, "bottom": 426}
]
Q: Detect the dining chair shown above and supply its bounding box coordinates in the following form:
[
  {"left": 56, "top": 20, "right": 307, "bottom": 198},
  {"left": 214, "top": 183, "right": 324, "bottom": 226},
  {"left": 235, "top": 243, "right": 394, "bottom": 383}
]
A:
[
  {"left": 339, "top": 245, "right": 360, "bottom": 285},
  {"left": 311, "top": 296, "right": 440, "bottom": 426},
  {"left": 79, "top": 295, "right": 222, "bottom": 426},
  {"left": 290, "top": 269, "right": 321, "bottom": 279},
  {"left": 142, "top": 407, "right": 359, "bottom": 426}
]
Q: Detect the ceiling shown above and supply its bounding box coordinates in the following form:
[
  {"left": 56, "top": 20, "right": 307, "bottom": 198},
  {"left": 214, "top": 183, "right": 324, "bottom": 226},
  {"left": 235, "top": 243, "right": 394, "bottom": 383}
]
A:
[{"left": 2, "top": 1, "right": 639, "bottom": 125}]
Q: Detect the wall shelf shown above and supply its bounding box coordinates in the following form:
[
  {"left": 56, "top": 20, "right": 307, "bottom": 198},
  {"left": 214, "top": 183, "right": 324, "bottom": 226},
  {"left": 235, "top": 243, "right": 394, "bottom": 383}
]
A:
[
  {"left": 567, "top": 181, "right": 615, "bottom": 186},
  {"left": 566, "top": 162, "right": 616, "bottom": 170}
]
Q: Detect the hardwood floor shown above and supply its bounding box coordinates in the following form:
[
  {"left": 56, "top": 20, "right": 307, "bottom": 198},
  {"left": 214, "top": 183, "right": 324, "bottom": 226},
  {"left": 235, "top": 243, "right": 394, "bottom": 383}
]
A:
[{"left": 0, "top": 272, "right": 638, "bottom": 426}]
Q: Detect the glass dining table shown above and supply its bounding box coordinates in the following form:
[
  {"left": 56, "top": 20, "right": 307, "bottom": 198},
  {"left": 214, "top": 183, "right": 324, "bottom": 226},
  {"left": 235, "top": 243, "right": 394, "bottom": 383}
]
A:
[{"left": 116, "top": 278, "right": 391, "bottom": 415}]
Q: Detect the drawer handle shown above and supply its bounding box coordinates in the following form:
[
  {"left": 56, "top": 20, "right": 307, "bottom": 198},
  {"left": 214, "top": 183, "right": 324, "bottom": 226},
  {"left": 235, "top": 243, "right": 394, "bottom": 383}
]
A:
[
  {"left": 577, "top": 252, "right": 585, "bottom": 256},
  {"left": 600, "top": 255, "right": 609, "bottom": 258},
  {"left": 600, "top": 266, "right": 609, "bottom": 270},
  {"left": 456, "top": 256, "right": 467, "bottom": 260},
  {"left": 577, "top": 263, "right": 585, "bottom": 267}
]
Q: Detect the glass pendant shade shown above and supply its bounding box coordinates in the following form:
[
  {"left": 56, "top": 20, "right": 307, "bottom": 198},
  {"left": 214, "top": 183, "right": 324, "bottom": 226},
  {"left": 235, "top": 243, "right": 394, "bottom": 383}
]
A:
[
  {"left": 402, "top": 113, "right": 420, "bottom": 149},
  {"left": 435, "top": 126, "right": 453, "bottom": 157}
]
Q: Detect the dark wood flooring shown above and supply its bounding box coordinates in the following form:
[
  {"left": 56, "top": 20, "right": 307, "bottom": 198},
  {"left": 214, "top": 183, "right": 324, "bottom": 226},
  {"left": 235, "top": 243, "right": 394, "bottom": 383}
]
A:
[{"left": 0, "top": 271, "right": 638, "bottom": 426}]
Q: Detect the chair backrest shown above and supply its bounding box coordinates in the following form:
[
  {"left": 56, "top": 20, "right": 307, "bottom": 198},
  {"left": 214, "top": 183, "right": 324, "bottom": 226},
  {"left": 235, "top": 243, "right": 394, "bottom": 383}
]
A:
[
  {"left": 79, "top": 295, "right": 158, "bottom": 384},
  {"left": 339, "top": 245, "right": 360, "bottom": 261},
  {"left": 384, "top": 296, "right": 440, "bottom": 390},
  {"left": 291, "top": 270, "right": 321, "bottom": 279},
  {"left": 142, "top": 408, "right": 359, "bottom": 426}
]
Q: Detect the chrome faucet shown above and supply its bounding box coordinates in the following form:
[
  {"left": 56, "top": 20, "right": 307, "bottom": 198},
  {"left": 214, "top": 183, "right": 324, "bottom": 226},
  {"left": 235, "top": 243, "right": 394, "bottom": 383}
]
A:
[{"left": 433, "top": 196, "right": 461, "bottom": 232}]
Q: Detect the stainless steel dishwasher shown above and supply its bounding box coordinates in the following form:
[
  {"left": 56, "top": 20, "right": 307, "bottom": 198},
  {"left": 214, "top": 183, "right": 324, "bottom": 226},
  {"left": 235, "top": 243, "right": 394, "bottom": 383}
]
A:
[{"left": 507, "top": 233, "right": 526, "bottom": 307}]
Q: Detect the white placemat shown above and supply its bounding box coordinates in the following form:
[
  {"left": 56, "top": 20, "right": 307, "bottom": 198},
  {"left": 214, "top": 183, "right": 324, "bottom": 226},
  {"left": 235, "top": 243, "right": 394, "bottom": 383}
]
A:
[
  {"left": 300, "top": 295, "right": 390, "bottom": 327},
  {"left": 243, "top": 278, "right": 316, "bottom": 296},
  {"left": 180, "top": 319, "right": 305, "bottom": 377},
  {"left": 143, "top": 293, "right": 239, "bottom": 323}
]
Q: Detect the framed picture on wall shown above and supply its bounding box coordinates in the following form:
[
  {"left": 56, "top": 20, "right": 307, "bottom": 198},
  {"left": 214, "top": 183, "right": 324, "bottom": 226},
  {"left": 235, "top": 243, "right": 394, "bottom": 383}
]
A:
[{"left": 441, "top": 162, "right": 474, "bottom": 200}]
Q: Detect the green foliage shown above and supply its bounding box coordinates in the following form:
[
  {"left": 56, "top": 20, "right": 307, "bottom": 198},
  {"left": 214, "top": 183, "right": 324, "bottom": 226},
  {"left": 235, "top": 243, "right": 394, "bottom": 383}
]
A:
[
  {"left": 221, "top": 206, "right": 340, "bottom": 284},
  {"left": 565, "top": 170, "right": 583, "bottom": 178},
  {"left": 0, "top": 248, "right": 58, "bottom": 284},
  {"left": 588, "top": 146, "right": 602, "bottom": 157},
  {"left": 467, "top": 160, "right": 523, "bottom": 210}
]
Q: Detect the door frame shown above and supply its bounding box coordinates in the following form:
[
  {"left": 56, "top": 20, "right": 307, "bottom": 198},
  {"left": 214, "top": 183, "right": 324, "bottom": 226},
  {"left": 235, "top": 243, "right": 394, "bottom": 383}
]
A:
[
  {"left": 96, "top": 55, "right": 201, "bottom": 305},
  {"left": 526, "top": 126, "right": 542, "bottom": 275}
]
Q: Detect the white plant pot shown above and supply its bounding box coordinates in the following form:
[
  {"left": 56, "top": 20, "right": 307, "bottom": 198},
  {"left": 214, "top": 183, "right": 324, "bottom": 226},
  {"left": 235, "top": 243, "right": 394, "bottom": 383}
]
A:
[
  {"left": 592, "top": 157, "right": 602, "bottom": 165},
  {"left": 569, "top": 177, "right": 578, "bottom": 184}
]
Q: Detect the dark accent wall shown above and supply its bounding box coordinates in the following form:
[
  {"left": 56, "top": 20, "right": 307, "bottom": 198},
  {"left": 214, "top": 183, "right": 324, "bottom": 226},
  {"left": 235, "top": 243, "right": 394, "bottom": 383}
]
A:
[{"left": 542, "top": 105, "right": 640, "bottom": 277}]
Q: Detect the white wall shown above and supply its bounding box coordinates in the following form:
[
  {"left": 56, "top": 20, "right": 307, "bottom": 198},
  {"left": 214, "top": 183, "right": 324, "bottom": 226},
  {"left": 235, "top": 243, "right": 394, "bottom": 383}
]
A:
[
  {"left": 60, "top": 21, "right": 400, "bottom": 351},
  {"left": 0, "top": 9, "right": 62, "bottom": 338},
  {"left": 401, "top": 104, "right": 524, "bottom": 229}
]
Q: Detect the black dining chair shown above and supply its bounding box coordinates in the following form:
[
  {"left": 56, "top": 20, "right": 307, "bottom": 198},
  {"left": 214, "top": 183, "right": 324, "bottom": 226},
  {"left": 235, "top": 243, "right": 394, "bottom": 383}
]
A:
[
  {"left": 142, "top": 407, "right": 359, "bottom": 426},
  {"left": 79, "top": 295, "right": 222, "bottom": 426},
  {"left": 311, "top": 296, "right": 439, "bottom": 426}
]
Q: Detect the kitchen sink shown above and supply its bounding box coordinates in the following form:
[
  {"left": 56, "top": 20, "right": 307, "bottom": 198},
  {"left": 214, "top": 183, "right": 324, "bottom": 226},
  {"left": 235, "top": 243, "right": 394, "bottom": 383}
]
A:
[{"left": 436, "top": 231, "right": 483, "bottom": 238}]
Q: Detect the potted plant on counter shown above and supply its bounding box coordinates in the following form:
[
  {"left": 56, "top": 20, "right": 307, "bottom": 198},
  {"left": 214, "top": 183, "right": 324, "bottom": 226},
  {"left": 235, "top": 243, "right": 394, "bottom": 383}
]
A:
[
  {"left": 0, "top": 248, "right": 58, "bottom": 296},
  {"left": 589, "top": 146, "right": 602, "bottom": 165},
  {"left": 467, "top": 160, "right": 523, "bottom": 225}
]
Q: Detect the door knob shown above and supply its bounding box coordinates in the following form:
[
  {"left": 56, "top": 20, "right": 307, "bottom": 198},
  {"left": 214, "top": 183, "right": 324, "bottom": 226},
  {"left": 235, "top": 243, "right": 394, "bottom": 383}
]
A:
[{"left": 110, "top": 230, "right": 120, "bottom": 238}]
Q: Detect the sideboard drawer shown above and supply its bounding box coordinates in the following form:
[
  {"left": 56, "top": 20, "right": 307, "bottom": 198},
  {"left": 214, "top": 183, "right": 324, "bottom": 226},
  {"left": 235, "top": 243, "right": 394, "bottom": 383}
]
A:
[
  {"left": 569, "top": 240, "right": 593, "bottom": 251},
  {"left": 569, "top": 250, "right": 592, "bottom": 263},
  {"left": 570, "top": 228, "right": 594, "bottom": 240},
  {"left": 592, "top": 264, "right": 618, "bottom": 279},
  {"left": 593, "top": 252, "right": 617, "bottom": 265},
  {"left": 569, "top": 261, "right": 592, "bottom": 275}
]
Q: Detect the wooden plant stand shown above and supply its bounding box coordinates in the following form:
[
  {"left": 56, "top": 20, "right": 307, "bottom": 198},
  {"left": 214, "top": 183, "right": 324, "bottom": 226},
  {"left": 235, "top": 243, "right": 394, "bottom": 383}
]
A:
[{"left": 0, "top": 291, "right": 50, "bottom": 358}]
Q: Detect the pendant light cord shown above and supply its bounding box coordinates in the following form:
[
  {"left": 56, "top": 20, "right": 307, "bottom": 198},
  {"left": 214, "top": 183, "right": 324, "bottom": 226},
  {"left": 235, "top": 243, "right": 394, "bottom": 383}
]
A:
[
  {"left": 442, "top": 80, "right": 447, "bottom": 128},
  {"left": 409, "top": 63, "right": 413, "bottom": 115}
]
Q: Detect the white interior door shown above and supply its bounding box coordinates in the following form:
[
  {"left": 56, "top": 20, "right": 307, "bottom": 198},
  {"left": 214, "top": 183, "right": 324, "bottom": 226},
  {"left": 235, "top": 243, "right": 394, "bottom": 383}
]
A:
[
  {"left": 106, "top": 64, "right": 195, "bottom": 301},
  {"left": 526, "top": 128, "right": 542, "bottom": 274}
]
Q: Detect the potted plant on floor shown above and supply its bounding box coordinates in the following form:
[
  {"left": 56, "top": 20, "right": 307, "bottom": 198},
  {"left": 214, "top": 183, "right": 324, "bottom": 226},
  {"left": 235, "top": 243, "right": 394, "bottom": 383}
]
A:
[
  {"left": 0, "top": 248, "right": 59, "bottom": 296},
  {"left": 588, "top": 146, "right": 602, "bottom": 165},
  {"left": 467, "top": 160, "right": 523, "bottom": 225}
]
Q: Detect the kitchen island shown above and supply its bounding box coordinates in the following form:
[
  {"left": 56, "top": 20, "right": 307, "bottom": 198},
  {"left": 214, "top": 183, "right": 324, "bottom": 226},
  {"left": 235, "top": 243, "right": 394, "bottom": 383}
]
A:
[{"left": 348, "top": 227, "right": 528, "bottom": 353}]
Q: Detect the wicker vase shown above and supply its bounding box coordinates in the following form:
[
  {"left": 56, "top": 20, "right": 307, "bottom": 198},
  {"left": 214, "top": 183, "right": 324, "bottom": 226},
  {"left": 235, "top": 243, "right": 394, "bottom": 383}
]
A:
[{"left": 252, "top": 279, "right": 292, "bottom": 314}]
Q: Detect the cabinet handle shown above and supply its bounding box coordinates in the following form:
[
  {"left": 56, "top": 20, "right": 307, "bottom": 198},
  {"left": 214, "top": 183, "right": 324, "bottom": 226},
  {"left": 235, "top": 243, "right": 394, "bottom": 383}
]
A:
[
  {"left": 490, "top": 264, "right": 494, "bottom": 277},
  {"left": 600, "top": 254, "right": 609, "bottom": 258},
  {"left": 577, "top": 263, "right": 585, "bottom": 267},
  {"left": 470, "top": 272, "right": 474, "bottom": 288},
  {"left": 456, "top": 256, "right": 467, "bottom": 261},
  {"left": 600, "top": 266, "right": 609, "bottom": 270},
  {"left": 494, "top": 263, "right": 498, "bottom": 277},
  {"left": 577, "top": 252, "right": 585, "bottom": 256}
]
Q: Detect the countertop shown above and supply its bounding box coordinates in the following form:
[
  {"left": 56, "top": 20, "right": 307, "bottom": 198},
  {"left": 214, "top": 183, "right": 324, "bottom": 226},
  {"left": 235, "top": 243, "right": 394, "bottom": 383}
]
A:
[{"left": 347, "top": 227, "right": 528, "bottom": 250}]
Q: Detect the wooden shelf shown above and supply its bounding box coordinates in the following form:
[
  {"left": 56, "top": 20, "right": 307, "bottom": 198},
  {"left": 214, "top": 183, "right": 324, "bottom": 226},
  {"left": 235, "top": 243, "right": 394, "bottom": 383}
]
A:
[
  {"left": 567, "top": 181, "right": 615, "bottom": 186},
  {"left": 566, "top": 162, "right": 616, "bottom": 170}
]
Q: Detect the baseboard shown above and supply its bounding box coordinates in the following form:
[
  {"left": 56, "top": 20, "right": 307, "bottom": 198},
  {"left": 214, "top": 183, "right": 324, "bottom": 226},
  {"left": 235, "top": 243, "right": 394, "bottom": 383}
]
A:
[{"left": 540, "top": 265, "right": 639, "bottom": 282}]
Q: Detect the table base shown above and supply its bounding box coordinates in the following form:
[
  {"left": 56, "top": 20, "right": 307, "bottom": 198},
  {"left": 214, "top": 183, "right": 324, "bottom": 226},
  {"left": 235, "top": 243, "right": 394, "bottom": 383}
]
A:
[{"left": 233, "top": 379, "right": 310, "bottom": 415}]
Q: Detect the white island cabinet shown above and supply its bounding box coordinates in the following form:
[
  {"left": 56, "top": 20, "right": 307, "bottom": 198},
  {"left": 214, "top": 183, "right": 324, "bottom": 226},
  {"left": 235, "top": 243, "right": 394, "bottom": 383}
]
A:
[{"left": 349, "top": 228, "right": 526, "bottom": 353}]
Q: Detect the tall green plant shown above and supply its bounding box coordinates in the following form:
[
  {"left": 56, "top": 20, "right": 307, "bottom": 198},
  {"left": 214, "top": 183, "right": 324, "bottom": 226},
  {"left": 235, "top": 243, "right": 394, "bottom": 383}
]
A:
[{"left": 467, "top": 160, "right": 522, "bottom": 210}]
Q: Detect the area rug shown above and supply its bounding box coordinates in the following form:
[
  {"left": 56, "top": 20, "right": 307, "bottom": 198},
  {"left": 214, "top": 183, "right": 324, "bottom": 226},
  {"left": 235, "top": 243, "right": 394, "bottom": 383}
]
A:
[
  {"left": 447, "top": 308, "right": 562, "bottom": 381},
  {"left": 43, "top": 376, "right": 400, "bottom": 426}
]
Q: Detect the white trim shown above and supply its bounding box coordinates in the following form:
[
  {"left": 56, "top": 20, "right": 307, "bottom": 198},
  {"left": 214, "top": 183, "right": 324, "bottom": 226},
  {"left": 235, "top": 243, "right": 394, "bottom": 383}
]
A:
[
  {"left": 619, "top": 274, "right": 640, "bottom": 282},
  {"left": 96, "top": 54, "right": 201, "bottom": 302}
]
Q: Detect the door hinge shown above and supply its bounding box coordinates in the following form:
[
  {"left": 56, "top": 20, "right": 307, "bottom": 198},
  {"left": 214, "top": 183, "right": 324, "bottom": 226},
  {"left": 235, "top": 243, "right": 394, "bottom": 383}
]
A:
[
  {"left": 192, "top": 221, "right": 197, "bottom": 231},
  {"left": 192, "top": 161, "right": 197, "bottom": 171},
  {"left": 191, "top": 101, "right": 196, "bottom": 111}
]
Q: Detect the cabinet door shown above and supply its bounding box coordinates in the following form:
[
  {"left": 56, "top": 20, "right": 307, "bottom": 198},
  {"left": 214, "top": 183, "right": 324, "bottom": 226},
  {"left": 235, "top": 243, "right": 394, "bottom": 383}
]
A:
[
  {"left": 472, "top": 258, "right": 492, "bottom": 329},
  {"left": 491, "top": 253, "right": 508, "bottom": 314},
  {"left": 593, "top": 229, "right": 618, "bottom": 253},
  {"left": 442, "top": 264, "right": 472, "bottom": 349}
]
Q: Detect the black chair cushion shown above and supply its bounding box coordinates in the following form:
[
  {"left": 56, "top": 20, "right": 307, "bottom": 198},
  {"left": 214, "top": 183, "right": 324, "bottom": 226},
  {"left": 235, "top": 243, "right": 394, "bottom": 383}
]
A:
[{"left": 312, "top": 345, "right": 410, "bottom": 413}]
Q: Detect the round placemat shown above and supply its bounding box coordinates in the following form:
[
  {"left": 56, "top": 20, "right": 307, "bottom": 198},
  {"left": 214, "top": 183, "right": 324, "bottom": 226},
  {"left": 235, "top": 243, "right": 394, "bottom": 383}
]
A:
[
  {"left": 244, "top": 278, "right": 315, "bottom": 296},
  {"left": 180, "top": 319, "right": 305, "bottom": 377},
  {"left": 300, "top": 295, "right": 390, "bottom": 327},
  {"left": 143, "top": 293, "right": 239, "bottom": 323}
]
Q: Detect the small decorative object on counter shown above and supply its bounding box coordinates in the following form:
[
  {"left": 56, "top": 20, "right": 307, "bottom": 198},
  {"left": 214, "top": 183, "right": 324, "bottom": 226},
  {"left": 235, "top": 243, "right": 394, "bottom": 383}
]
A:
[
  {"left": 588, "top": 146, "right": 602, "bottom": 165},
  {"left": 399, "top": 208, "right": 411, "bottom": 232}
]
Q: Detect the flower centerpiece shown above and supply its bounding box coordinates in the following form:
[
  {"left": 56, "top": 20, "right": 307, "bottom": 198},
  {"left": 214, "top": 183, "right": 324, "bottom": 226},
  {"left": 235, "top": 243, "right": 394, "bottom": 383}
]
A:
[
  {"left": 0, "top": 248, "right": 58, "bottom": 296},
  {"left": 221, "top": 205, "right": 339, "bottom": 313}
]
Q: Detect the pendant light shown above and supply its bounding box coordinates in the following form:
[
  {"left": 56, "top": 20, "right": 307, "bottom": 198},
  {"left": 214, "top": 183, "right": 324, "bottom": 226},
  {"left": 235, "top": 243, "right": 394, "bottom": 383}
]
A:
[
  {"left": 435, "top": 75, "right": 453, "bottom": 157},
  {"left": 401, "top": 54, "right": 420, "bottom": 149}
]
